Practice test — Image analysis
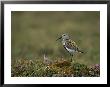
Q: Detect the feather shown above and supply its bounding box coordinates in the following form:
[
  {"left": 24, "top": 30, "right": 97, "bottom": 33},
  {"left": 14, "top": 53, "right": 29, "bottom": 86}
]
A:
[{"left": 65, "top": 39, "right": 78, "bottom": 51}]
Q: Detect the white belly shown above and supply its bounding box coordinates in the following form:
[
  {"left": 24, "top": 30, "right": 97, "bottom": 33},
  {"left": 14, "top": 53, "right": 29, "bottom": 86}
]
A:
[
  {"left": 62, "top": 41, "right": 75, "bottom": 53},
  {"left": 65, "top": 47, "right": 75, "bottom": 53}
]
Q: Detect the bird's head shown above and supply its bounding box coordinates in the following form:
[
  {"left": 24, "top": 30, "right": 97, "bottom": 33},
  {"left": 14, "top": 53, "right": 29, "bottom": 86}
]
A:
[{"left": 56, "top": 33, "right": 70, "bottom": 41}]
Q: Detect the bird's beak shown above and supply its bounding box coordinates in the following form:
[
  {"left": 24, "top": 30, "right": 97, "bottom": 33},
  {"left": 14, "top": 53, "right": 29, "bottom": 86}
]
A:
[{"left": 56, "top": 36, "right": 62, "bottom": 41}]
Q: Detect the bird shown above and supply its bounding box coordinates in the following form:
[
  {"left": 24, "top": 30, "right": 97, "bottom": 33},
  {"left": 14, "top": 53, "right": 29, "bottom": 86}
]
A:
[{"left": 56, "top": 33, "right": 83, "bottom": 62}]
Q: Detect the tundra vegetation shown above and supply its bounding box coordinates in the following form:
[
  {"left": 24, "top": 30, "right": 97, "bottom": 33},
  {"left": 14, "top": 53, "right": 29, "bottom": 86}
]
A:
[{"left": 11, "top": 11, "right": 100, "bottom": 77}]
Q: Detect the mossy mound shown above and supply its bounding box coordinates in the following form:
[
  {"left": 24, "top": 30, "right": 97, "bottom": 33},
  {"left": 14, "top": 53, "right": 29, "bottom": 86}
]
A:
[{"left": 11, "top": 59, "right": 100, "bottom": 77}]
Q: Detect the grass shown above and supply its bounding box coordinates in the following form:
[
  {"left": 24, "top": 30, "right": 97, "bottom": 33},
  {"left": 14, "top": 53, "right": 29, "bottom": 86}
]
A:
[
  {"left": 11, "top": 58, "right": 100, "bottom": 77},
  {"left": 11, "top": 11, "right": 100, "bottom": 77}
]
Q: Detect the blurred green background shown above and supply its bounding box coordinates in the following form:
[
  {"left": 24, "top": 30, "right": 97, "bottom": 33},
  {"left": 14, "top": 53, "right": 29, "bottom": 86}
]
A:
[{"left": 11, "top": 11, "right": 100, "bottom": 65}]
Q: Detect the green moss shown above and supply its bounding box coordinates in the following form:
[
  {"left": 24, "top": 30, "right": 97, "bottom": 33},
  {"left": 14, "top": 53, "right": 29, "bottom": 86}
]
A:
[{"left": 11, "top": 59, "right": 100, "bottom": 77}]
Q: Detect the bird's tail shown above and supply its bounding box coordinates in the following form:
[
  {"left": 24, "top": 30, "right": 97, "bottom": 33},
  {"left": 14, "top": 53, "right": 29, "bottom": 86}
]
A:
[
  {"left": 77, "top": 49, "right": 84, "bottom": 53},
  {"left": 78, "top": 51, "right": 84, "bottom": 53}
]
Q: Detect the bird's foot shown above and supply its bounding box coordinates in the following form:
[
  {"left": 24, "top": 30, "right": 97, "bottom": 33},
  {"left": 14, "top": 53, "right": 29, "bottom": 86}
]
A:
[
  {"left": 71, "top": 60, "right": 74, "bottom": 63},
  {"left": 71, "top": 60, "right": 75, "bottom": 66},
  {"left": 70, "top": 58, "right": 74, "bottom": 63}
]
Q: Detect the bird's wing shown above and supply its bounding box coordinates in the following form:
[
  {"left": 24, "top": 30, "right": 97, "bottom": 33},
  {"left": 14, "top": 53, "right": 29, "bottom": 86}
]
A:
[{"left": 65, "top": 39, "right": 78, "bottom": 51}]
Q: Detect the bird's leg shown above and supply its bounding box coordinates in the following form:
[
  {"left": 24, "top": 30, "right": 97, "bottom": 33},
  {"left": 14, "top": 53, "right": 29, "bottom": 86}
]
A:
[
  {"left": 70, "top": 57, "right": 72, "bottom": 62},
  {"left": 72, "top": 59, "right": 74, "bottom": 63},
  {"left": 69, "top": 54, "right": 74, "bottom": 62},
  {"left": 71, "top": 56, "right": 73, "bottom": 62},
  {"left": 71, "top": 54, "right": 74, "bottom": 63}
]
